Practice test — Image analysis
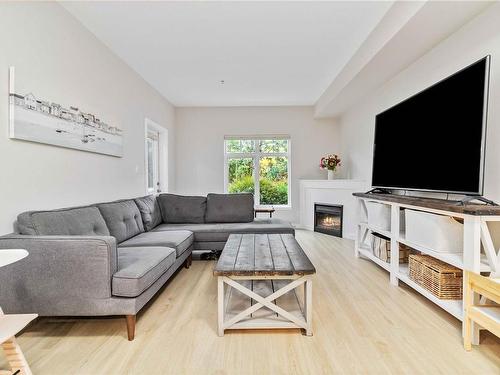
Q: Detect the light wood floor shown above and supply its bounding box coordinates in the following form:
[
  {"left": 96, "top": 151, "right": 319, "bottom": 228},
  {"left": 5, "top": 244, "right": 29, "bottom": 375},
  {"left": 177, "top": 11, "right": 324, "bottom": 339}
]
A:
[{"left": 2, "top": 230, "right": 499, "bottom": 374}]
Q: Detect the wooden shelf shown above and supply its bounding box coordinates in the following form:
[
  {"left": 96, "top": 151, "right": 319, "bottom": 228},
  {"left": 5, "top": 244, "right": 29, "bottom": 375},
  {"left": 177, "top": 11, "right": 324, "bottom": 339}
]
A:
[
  {"left": 359, "top": 221, "right": 491, "bottom": 272},
  {"left": 398, "top": 234, "right": 491, "bottom": 272},
  {"left": 397, "top": 265, "right": 463, "bottom": 320},
  {"left": 358, "top": 222, "right": 392, "bottom": 239},
  {"left": 358, "top": 245, "right": 390, "bottom": 272}
]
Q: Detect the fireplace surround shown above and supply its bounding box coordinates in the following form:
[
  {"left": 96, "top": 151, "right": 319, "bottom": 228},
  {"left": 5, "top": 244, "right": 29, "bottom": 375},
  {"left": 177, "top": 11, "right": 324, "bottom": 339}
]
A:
[{"left": 314, "top": 203, "right": 343, "bottom": 237}]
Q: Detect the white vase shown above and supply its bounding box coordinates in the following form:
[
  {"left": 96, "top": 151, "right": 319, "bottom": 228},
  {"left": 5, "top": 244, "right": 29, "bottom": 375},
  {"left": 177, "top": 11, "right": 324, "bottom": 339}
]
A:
[{"left": 327, "top": 169, "right": 335, "bottom": 180}]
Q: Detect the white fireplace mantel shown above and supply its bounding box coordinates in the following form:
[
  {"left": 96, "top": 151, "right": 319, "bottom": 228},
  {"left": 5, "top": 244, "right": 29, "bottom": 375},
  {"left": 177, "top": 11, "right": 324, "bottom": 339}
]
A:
[{"left": 299, "top": 179, "right": 367, "bottom": 240}]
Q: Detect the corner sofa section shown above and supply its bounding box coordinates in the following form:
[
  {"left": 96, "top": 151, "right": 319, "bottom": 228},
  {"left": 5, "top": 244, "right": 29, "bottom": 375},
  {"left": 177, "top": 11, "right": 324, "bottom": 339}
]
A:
[
  {"left": 0, "top": 193, "right": 294, "bottom": 340},
  {"left": 155, "top": 192, "right": 295, "bottom": 251}
]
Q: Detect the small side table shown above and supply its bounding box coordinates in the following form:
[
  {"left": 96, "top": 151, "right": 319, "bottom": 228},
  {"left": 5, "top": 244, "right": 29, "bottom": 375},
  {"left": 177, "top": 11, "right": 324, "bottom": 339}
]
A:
[
  {"left": 0, "top": 249, "right": 37, "bottom": 375},
  {"left": 254, "top": 207, "right": 275, "bottom": 218}
]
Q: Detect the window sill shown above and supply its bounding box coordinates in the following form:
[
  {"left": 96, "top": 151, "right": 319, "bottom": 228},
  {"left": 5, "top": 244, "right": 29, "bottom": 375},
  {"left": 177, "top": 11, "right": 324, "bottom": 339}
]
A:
[{"left": 276, "top": 205, "right": 292, "bottom": 210}]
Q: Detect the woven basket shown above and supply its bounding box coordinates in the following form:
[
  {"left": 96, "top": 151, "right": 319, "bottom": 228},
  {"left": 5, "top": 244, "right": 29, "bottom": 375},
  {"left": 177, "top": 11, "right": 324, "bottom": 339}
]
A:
[{"left": 408, "top": 254, "right": 462, "bottom": 300}]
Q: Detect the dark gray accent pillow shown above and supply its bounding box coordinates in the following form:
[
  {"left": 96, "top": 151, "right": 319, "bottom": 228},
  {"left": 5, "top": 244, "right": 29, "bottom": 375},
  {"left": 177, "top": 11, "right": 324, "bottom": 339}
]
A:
[
  {"left": 97, "top": 200, "right": 145, "bottom": 243},
  {"left": 17, "top": 206, "right": 110, "bottom": 236},
  {"left": 205, "top": 193, "right": 254, "bottom": 223},
  {"left": 158, "top": 194, "right": 206, "bottom": 224},
  {"left": 134, "top": 195, "right": 162, "bottom": 231}
]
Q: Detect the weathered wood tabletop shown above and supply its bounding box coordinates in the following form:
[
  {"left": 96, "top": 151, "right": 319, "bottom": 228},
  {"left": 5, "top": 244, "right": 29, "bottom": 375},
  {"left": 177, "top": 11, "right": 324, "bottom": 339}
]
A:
[
  {"left": 353, "top": 192, "right": 500, "bottom": 216},
  {"left": 214, "top": 233, "right": 316, "bottom": 277}
]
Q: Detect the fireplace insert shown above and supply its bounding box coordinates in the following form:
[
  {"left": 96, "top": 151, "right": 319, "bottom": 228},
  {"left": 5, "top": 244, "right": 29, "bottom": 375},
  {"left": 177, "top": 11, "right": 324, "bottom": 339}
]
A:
[{"left": 314, "top": 203, "right": 343, "bottom": 237}]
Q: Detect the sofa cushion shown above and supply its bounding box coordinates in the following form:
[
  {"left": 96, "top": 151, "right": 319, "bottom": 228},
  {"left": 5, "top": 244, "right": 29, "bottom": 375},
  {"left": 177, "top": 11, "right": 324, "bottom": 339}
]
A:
[
  {"left": 119, "top": 230, "right": 193, "bottom": 257},
  {"left": 205, "top": 193, "right": 254, "bottom": 223},
  {"left": 113, "top": 246, "right": 176, "bottom": 297},
  {"left": 97, "top": 200, "right": 145, "bottom": 243},
  {"left": 158, "top": 194, "right": 206, "bottom": 224},
  {"left": 153, "top": 218, "right": 294, "bottom": 243},
  {"left": 17, "top": 206, "right": 110, "bottom": 236},
  {"left": 134, "top": 195, "right": 162, "bottom": 231}
]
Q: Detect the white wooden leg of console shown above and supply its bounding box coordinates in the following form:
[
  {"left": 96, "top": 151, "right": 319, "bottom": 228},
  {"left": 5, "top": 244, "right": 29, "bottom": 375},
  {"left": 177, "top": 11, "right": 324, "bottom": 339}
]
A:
[
  {"left": 463, "top": 215, "right": 481, "bottom": 345},
  {"left": 355, "top": 199, "right": 362, "bottom": 258},
  {"left": 390, "top": 204, "right": 400, "bottom": 286}
]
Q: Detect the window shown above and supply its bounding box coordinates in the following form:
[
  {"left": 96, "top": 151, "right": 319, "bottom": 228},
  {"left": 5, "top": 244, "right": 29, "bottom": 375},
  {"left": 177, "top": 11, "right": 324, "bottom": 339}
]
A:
[
  {"left": 224, "top": 137, "right": 290, "bottom": 207},
  {"left": 145, "top": 118, "right": 168, "bottom": 194}
]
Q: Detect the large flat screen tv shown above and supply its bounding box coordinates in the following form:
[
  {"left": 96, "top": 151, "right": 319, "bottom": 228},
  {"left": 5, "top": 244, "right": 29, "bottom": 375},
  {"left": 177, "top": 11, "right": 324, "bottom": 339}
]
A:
[{"left": 371, "top": 56, "right": 490, "bottom": 195}]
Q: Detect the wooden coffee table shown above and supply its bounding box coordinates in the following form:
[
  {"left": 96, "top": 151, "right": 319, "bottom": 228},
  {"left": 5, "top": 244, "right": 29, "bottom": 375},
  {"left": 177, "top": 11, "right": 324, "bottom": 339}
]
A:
[{"left": 214, "top": 233, "right": 316, "bottom": 336}]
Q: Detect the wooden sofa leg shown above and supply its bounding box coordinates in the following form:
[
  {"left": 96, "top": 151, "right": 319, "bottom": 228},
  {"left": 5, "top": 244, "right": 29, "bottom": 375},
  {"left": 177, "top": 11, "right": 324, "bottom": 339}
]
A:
[
  {"left": 185, "top": 254, "right": 193, "bottom": 269},
  {"left": 126, "top": 315, "right": 136, "bottom": 341}
]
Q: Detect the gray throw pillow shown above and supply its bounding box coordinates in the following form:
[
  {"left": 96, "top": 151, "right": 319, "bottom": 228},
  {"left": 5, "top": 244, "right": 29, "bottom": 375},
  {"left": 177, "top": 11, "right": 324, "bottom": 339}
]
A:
[
  {"left": 157, "top": 194, "right": 206, "bottom": 224},
  {"left": 205, "top": 193, "right": 254, "bottom": 223},
  {"left": 134, "top": 195, "right": 163, "bottom": 231}
]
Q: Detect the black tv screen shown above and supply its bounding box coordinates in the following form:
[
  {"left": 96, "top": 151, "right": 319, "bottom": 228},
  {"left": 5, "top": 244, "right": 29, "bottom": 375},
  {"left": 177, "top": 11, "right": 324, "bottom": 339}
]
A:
[{"left": 372, "top": 56, "right": 490, "bottom": 195}]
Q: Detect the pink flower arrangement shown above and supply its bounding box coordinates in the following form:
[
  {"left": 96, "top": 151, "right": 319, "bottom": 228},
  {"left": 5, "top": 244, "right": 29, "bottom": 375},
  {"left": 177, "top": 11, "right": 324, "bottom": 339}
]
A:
[{"left": 320, "top": 154, "right": 341, "bottom": 171}]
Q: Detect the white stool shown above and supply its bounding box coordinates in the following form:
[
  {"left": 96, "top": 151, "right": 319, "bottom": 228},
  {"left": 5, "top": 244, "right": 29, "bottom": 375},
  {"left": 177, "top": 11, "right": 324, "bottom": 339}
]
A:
[{"left": 0, "top": 249, "right": 37, "bottom": 375}]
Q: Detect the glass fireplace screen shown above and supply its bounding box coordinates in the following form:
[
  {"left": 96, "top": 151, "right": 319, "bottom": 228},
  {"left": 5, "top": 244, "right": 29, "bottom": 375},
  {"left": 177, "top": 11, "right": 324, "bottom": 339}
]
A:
[{"left": 314, "top": 203, "right": 343, "bottom": 237}]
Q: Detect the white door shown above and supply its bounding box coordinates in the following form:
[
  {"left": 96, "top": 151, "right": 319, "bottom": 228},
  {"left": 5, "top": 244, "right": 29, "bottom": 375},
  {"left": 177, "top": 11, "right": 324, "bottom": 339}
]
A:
[{"left": 146, "top": 130, "right": 160, "bottom": 194}]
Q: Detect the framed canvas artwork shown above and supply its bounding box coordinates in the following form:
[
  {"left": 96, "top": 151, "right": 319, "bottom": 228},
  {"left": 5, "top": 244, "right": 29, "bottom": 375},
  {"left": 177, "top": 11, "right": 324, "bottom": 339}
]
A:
[{"left": 8, "top": 67, "right": 123, "bottom": 157}]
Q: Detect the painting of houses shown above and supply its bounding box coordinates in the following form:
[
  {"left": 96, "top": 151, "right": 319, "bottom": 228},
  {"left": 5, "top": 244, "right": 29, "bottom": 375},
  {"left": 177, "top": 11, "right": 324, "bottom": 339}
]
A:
[{"left": 8, "top": 67, "right": 123, "bottom": 157}]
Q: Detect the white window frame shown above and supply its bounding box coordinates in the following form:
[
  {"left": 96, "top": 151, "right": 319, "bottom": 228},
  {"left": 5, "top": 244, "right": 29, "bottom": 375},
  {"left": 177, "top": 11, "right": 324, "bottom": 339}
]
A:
[
  {"left": 223, "top": 136, "right": 291, "bottom": 208},
  {"left": 144, "top": 118, "right": 168, "bottom": 194}
]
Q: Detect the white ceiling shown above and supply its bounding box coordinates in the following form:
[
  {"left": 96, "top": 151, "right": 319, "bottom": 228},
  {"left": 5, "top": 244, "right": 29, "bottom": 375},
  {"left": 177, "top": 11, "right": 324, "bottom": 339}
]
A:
[{"left": 62, "top": 1, "right": 393, "bottom": 107}]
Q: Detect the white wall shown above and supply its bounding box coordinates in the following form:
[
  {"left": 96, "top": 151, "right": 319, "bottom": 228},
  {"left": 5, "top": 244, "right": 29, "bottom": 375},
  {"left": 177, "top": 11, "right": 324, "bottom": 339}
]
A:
[
  {"left": 175, "top": 106, "right": 340, "bottom": 223},
  {"left": 0, "top": 3, "right": 176, "bottom": 234},
  {"left": 338, "top": 3, "right": 500, "bottom": 203}
]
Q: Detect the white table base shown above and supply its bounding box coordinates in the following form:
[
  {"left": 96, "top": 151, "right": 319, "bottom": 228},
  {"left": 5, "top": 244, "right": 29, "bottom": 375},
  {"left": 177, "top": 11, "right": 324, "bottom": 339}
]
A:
[{"left": 217, "top": 275, "right": 313, "bottom": 336}]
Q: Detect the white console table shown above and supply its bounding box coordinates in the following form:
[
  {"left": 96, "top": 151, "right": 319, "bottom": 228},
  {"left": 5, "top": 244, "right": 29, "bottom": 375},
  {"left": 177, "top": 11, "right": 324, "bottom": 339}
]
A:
[{"left": 353, "top": 193, "right": 500, "bottom": 345}]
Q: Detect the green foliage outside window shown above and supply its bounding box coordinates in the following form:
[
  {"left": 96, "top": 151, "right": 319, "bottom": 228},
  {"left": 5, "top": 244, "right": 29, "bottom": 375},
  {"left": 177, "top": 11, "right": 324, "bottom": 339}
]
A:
[
  {"left": 228, "top": 175, "right": 255, "bottom": 194},
  {"left": 228, "top": 156, "right": 288, "bottom": 205},
  {"left": 228, "top": 158, "right": 253, "bottom": 183},
  {"left": 259, "top": 178, "right": 288, "bottom": 205},
  {"left": 226, "top": 139, "right": 255, "bottom": 153}
]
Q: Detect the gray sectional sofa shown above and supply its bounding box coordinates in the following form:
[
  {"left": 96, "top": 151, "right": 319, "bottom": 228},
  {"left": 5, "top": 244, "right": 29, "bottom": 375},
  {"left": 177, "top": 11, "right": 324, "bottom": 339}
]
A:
[{"left": 0, "top": 193, "right": 294, "bottom": 340}]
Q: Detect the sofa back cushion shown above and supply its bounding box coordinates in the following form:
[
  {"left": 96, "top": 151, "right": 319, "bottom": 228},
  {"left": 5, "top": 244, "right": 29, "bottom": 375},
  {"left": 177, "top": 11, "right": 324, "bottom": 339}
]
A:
[
  {"left": 134, "top": 195, "right": 162, "bottom": 231},
  {"left": 158, "top": 194, "right": 206, "bottom": 224},
  {"left": 17, "top": 206, "right": 110, "bottom": 236},
  {"left": 97, "top": 200, "right": 144, "bottom": 243},
  {"left": 205, "top": 193, "right": 255, "bottom": 223}
]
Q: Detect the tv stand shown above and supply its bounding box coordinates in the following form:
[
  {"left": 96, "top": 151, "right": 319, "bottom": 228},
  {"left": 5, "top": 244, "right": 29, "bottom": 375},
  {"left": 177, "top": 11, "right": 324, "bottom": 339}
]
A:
[
  {"left": 365, "top": 188, "right": 392, "bottom": 195},
  {"left": 353, "top": 191, "right": 500, "bottom": 347},
  {"left": 457, "top": 196, "right": 498, "bottom": 206}
]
